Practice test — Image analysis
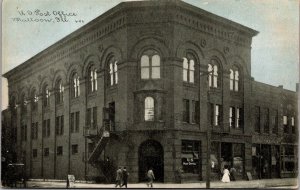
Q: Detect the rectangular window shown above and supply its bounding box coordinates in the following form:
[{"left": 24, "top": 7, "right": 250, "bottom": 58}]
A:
[
  {"left": 21, "top": 125, "right": 27, "bottom": 141},
  {"left": 87, "top": 108, "right": 91, "bottom": 127},
  {"left": 31, "top": 122, "right": 38, "bottom": 140},
  {"left": 229, "top": 107, "right": 235, "bottom": 128},
  {"left": 56, "top": 116, "right": 64, "bottom": 135},
  {"left": 182, "top": 99, "right": 189, "bottom": 123},
  {"left": 93, "top": 107, "right": 97, "bottom": 129},
  {"left": 72, "top": 144, "right": 78, "bottom": 155},
  {"left": 43, "top": 120, "right": 46, "bottom": 137},
  {"left": 70, "top": 113, "right": 74, "bottom": 133},
  {"left": 181, "top": 140, "right": 200, "bottom": 174},
  {"left": 291, "top": 117, "right": 295, "bottom": 133},
  {"left": 283, "top": 116, "right": 288, "bottom": 133},
  {"left": 76, "top": 112, "right": 80, "bottom": 132},
  {"left": 272, "top": 110, "right": 278, "bottom": 134},
  {"left": 88, "top": 143, "right": 95, "bottom": 154},
  {"left": 254, "top": 106, "right": 260, "bottom": 133},
  {"left": 43, "top": 119, "right": 51, "bottom": 138},
  {"left": 215, "top": 105, "right": 221, "bottom": 126},
  {"left": 191, "top": 101, "right": 199, "bottom": 124},
  {"left": 44, "top": 148, "right": 49, "bottom": 157},
  {"left": 57, "top": 146, "right": 63, "bottom": 156},
  {"left": 32, "top": 149, "right": 37, "bottom": 158},
  {"left": 237, "top": 108, "right": 243, "bottom": 128},
  {"left": 264, "top": 108, "right": 269, "bottom": 133}
]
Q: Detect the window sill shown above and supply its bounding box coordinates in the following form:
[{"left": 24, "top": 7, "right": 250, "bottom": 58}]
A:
[{"left": 70, "top": 97, "right": 80, "bottom": 104}]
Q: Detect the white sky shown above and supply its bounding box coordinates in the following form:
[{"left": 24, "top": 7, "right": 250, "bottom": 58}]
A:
[{"left": 2, "top": 0, "right": 299, "bottom": 110}]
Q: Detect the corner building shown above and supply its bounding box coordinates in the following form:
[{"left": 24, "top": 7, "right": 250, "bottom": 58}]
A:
[{"left": 3, "top": 0, "right": 298, "bottom": 183}]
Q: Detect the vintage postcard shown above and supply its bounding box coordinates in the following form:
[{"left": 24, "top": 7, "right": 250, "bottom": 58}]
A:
[{"left": 2, "top": 0, "right": 298, "bottom": 189}]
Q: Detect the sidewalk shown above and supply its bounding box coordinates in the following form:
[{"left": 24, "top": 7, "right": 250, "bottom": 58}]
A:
[{"left": 25, "top": 178, "right": 298, "bottom": 188}]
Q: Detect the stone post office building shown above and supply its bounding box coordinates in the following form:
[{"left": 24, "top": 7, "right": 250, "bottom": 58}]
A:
[{"left": 2, "top": 0, "right": 298, "bottom": 183}]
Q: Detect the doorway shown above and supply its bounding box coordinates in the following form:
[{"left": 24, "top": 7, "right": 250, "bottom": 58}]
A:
[{"left": 138, "top": 140, "right": 164, "bottom": 182}]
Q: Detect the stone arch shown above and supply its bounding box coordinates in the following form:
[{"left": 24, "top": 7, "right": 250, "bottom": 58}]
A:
[
  {"left": 66, "top": 62, "right": 83, "bottom": 83},
  {"left": 39, "top": 76, "right": 52, "bottom": 94},
  {"left": 205, "top": 48, "right": 227, "bottom": 69},
  {"left": 129, "top": 37, "right": 170, "bottom": 60},
  {"left": 138, "top": 139, "right": 164, "bottom": 182},
  {"left": 176, "top": 41, "right": 205, "bottom": 63},
  {"left": 227, "top": 55, "right": 250, "bottom": 77},
  {"left": 82, "top": 54, "right": 101, "bottom": 77},
  {"left": 52, "top": 69, "right": 67, "bottom": 89},
  {"left": 100, "top": 45, "right": 123, "bottom": 70}
]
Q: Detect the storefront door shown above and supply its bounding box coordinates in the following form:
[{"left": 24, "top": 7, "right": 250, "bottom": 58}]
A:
[{"left": 138, "top": 140, "right": 164, "bottom": 182}]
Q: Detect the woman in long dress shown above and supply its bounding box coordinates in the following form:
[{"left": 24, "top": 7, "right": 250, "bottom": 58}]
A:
[{"left": 221, "top": 165, "right": 230, "bottom": 183}]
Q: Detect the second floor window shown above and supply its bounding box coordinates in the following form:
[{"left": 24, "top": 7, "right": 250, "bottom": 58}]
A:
[
  {"left": 109, "top": 61, "right": 118, "bottom": 86},
  {"left": 272, "top": 110, "right": 278, "bottom": 134},
  {"left": 211, "top": 104, "right": 221, "bottom": 126},
  {"left": 141, "top": 52, "right": 160, "bottom": 79},
  {"left": 183, "top": 58, "right": 195, "bottom": 83},
  {"left": 230, "top": 69, "right": 239, "bottom": 91},
  {"left": 87, "top": 107, "right": 97, "bottom": 129},
  {"left": 264, "top": 108, "right": 270, "bottom": 133},
  {"left": 191, "top": 100, "right": 199, "bottom": 124},
  {"left": 43, "top": 86, "right": 50, "bottom": 107},
  {"left": 283, "top": 115, "right": 288, "bottom": 133},
  {"left": 88, "top": 67, "right": 97, "bottom": 92},
  {"left": 70, "top": 112, "right": 80, "bottom": 133},
  {"left": 31, "top": 91, "right": 38, "bottom": 111},
  {"left": 21, "top": 124, "right": 27, "bottom": 141},
  {"left": 291, "top": 117, "right": 295, "bottom": 133},
  {"left": 42, "top": 119, "right": 50, "bottom": 138},
  {"left": 71, "top": 73, "right": 80, "bottom": 98},
  {"left": 254, "top": 106, "right": 261, "bottom": 133},
  {"left": 182, "top": 99, "right": 189, "bottom": 123},
  {"left": 145, "top": 97, "right": 154, "bottom": 121},
  {"left": 208, "top": 60, "right": 219, "bottom": 88},
  {"left": 55, "top": 80, "right": 64, "bottom": 104},
  {"left": 31, "top": 122, "right": 38, "bottom": 140},
  {"left": 229, "top": 107, "right": 235, "bottom": 128},
  {"left": 55, "top": 115, "right": 64, "bottom": 135}
]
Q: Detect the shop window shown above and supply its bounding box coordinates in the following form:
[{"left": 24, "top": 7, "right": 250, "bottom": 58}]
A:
[
  {"left": 55, "top": 79, "right": 64, "bottom": 104},
  {"left": 57, "top": 146, "right": 63, "bottom": 156},
  {"left": 55, "top": 115, "right": 64, "bottom": 135},
  {"left": 145, "top": 97, "right": 154, "bottom": 121},
  {"left": 183, "top": 57, "right": 195, "bottom": 83},
  {"left": 281, "top": 146, "right": 296, "bottom": 172},
  {"left": 232, "top": 143, "right": 244, "bottom": 178},
  {"left": 182, "top": 99, "right": 189, "bottom": 123},
  {"left": 141, "top": 51, "right": 160, "bottom": 79},
  {"left": 181, "top": 140, "right": 200, "bottom": 174},
  {"left": 44, "top": 148, "right": 49, "bottom": 157}
]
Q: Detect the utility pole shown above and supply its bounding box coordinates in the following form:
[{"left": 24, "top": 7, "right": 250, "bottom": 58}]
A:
[{"left": 206, "top": 126, "right": 211, "bottom": 188}]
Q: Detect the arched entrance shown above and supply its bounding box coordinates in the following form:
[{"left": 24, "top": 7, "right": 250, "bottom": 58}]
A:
[{"left": 138, "top": 140, "right": 164, "bottom": 182}]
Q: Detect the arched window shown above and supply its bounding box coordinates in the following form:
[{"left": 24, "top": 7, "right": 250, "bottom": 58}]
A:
[
  {"left": 230, "top": 67, "right": 239, "bottom": 91},
  {"left": 208, "top": 59, "right": 219, "bottom": 88},
  {"left": 71, "top": 73, "right": 80, "bottom": 98},
  {"left": 182, "top": 57, "right": 195, "bottom": 83},
  {"left": 43, "top": 85, "right": 50, "bottom": 107},
  {"left": 55, "top": 79, "right": 64, "bottom": 104},
  {"left": 108, "top": 59, "right": 118, "bottom": 86},
  {"left": 20, "top": 93, "right": 27, "bottom": 113},
  {"left": 88, "top": 66, "right": 97, "bottom": 93},
  {"left": 145, "top": 97, "right": 154, "bottom": 121},
  {"left": 141, "top": 51, "right": 160, "bottom": 79},
  {"left": 31, "top": 90, "right": 38, "bottom": 111}
]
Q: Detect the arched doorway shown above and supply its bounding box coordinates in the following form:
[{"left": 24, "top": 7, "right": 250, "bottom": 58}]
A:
[{"left": 138, "top": 140, "right": 164, "bottom": 182}]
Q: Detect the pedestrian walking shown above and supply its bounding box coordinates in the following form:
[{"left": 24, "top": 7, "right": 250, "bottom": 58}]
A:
[
  {"left": 221, "top": 165, "right": 230, "bottom": 183},
  {"left": 229, "top": 167, "right": 236, "bottom": 181},
  {"left": 147, "top": 168, "right": 155, "bottom": 188},
  {"left": 121, "top": 167, "right": 129, "bottom": 188},
  {"left": 115, "top": 167, "right": 123, "bottom": 188}
]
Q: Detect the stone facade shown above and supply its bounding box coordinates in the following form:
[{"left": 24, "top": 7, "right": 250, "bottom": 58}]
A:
[{"left": 2, "top": 0, "right": 298, "bottom": 183}]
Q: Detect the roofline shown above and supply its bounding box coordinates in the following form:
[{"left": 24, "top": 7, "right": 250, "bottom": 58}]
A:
[{"left": 3, "top": 0, "right": 258, "bottom": 79}]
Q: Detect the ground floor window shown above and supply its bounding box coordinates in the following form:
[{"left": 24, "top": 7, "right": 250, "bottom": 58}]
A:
[
  {"left": 181, "top": 140, "right": 200, "bottom": 174},
  {"left": 281, "top": 145, "right": 297, "bottom": 173}
]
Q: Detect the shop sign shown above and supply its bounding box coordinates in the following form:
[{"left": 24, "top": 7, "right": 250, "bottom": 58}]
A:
[{"left": 182, "top": 161, "right": 197, "bottom": 166}]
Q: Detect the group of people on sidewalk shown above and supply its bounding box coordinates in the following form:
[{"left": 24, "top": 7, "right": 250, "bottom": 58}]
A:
[
  {"left": 115, "top": 167, "right": 155, "bottom": 188},
  {"left": 115, "top": 167, "right": 129, "bottom": 188}
]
